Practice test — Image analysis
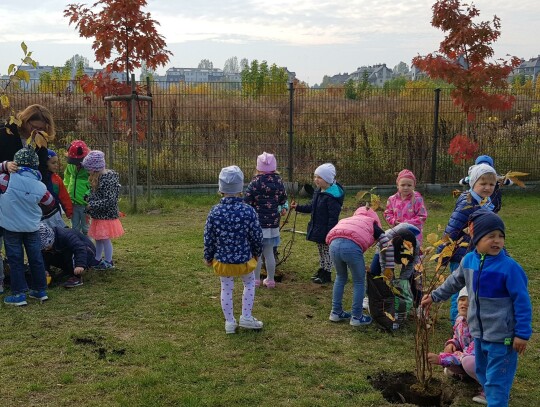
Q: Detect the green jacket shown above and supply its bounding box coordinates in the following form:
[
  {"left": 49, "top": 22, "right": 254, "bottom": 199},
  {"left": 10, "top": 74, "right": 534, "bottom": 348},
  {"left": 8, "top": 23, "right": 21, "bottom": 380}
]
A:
[{"left": 63, "top": 163, "right": 90, "bottom": 205}]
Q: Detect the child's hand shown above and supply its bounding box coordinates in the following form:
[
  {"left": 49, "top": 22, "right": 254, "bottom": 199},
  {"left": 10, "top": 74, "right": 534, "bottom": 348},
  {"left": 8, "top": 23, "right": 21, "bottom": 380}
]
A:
[
  {"left": 74, "top": 267, "right": 85, "bottom": 275},
  {"left": 443, "top": 343, "right": 456, "bottom": 353},
  {"left": 7, "top": 161, "right": 18, "bottom": 173},
  {"left": 427, "top": 352, "right": 439, "bottom": 365},
  {"left": 513, "top": 337, "right": 528, "bottom": 355},
  {"left": 420, "top": 294, "right": 433, "bottom": 308},
  {"left": 280, "top": 208, "right": 288, "bottom": 216},
  {"left": 290, "top": 200, "right": 297, "bottom": 209}
]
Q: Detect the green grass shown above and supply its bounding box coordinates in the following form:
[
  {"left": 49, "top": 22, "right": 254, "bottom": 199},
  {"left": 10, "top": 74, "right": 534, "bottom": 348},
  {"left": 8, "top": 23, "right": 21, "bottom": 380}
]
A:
[{"left": 1, "top": 192, "right": 538, "bottom": 406}]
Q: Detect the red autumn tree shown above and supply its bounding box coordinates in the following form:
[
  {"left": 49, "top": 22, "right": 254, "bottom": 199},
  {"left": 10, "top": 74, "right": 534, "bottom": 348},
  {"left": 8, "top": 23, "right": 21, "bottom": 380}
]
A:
[
  {"left": 412, "top": 0, "right": 520, "bottom": 122},
  {"left": 64, "top": 0, "right": 172, "bottom": 83}
]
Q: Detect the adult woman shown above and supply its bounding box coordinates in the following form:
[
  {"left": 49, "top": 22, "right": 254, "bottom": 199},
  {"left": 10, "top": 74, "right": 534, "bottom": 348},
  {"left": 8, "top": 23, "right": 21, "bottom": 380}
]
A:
[{"left": 0, "top": 104, "right": 56, "bottom": 187}]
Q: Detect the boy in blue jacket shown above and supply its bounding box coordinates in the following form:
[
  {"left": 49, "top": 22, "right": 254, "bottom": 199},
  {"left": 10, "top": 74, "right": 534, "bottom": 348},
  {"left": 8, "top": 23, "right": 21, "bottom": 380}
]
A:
[
  {"left": 39, "top": 222, "right": 100, "bottom": 288},
  {"left": 422, "top": 210, "right": 532, "bottom": 407}
]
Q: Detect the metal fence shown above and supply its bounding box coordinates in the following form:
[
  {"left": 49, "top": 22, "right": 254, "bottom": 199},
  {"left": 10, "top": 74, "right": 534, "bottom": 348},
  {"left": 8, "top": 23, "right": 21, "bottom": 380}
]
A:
[{"left": 3, "top": 80, "right": 539, "bottom": 186}]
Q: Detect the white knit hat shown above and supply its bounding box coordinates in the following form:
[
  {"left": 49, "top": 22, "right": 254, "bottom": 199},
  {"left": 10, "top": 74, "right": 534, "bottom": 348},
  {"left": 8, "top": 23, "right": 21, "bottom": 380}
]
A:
[
  {"left": 458, "top": 286, "right": 468, "bottom": 299},
  {"left": 314, "top": 163, "right": 336, "bottom": 184},
  {"left": 468, "top": 163, "right": 496, "bottom": 188},
  {"left": 218, "top": 166, "right": 244, "bottom": 194}
]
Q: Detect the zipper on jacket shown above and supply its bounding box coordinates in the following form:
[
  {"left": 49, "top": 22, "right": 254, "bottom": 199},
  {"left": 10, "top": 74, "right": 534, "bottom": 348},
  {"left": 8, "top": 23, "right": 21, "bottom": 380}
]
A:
[
  {"left": 73, "top": 167, "right": 79, "bottom": 201},
  {"left": 475, "top": 253, "right": 486, "bottom": 338}
]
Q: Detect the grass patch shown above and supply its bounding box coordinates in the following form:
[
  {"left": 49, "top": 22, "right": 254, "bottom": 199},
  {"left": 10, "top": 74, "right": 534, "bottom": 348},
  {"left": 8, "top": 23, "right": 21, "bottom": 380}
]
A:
[{"left": 1, "top": 192, "right": 538, "bottom": 406}]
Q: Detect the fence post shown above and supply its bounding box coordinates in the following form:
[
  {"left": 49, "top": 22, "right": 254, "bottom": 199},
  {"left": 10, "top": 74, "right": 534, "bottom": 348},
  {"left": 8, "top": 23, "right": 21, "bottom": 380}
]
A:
[
  {"left": 107, "top": 102, "right": 113, "bottom": 169},
  {"left": 288, "top": 81, "right": 294, "bottom": 182},
  {"left": 146, "top": 76, "right": 152, "bottom": 202},
  {"left": 431, "top": 88, "right": 441, "bottom": 184},
  {"left": 130, "top": 74, "right": 137, "bottom": 211}
]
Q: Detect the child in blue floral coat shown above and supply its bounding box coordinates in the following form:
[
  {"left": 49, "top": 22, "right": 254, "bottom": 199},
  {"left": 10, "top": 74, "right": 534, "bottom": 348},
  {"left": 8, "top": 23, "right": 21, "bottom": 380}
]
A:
[{"left": 204, "top": 166, "right": 264, "bottom": 334}]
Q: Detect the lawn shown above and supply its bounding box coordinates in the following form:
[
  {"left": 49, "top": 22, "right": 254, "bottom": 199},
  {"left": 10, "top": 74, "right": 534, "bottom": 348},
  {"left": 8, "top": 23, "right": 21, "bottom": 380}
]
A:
[{"left": 1, "top": 191, "right": 538, "bottom": 407}]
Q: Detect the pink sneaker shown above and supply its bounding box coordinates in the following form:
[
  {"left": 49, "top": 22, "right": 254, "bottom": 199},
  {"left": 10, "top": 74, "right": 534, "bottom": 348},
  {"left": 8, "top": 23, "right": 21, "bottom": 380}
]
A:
[
  {"left": 263, "top": 278, "right": 276, "bottom": 288},
  {"left": 255, "top": 279, "right": 261, "bottom": 288}
]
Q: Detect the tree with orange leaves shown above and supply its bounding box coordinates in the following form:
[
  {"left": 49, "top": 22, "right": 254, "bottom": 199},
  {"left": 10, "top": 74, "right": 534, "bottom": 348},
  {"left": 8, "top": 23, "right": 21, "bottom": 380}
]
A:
[
  {"left": 412, "top": 0, "right": 520, "bottom": 122},
  {"left": 64, "top": 0, "right": 172, "bottom": 83}
]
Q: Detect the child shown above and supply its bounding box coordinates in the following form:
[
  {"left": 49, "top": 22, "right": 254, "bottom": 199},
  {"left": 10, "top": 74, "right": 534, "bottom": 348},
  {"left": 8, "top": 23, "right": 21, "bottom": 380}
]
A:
[
  {"left": 41, "top": 149, "right": 73, "bottom": 228},
  {"left": 325, "top": 206, "right": 385, "bottom": 326},
  {"left": 244, "top": 152, "right": 287, "bottom": 288},
  {"left": 64, "top": 140, "right": 90, "bottom": 234},
  {"left": 384, "top": 169, "right": 428, "bottom": 243},
  {"left": 440, "top": 163, "right": 497, "bottom": 324},
  {"left": 459, "top": 155, "right": 512, "bottom": 213},
  {"left": 204, "top": 165, "right": 264, "bottom": 334},
  {"left": 422, "top": 210, "right": 531, "bottom": 407},
  {"left": 291, "top": 163, "right": 344, "bottom": 284},
  {"left": 82, "top": 150, "right": 124, "bottom": 269},
  {"left": 0, "top": 149, "right": 56, "bottom": 306},
  {"left": 39, "top": 222, "right": 100, "bottom": 288},
  {"left": 427, "top": 287, "right": 478, "bottom": 381}
]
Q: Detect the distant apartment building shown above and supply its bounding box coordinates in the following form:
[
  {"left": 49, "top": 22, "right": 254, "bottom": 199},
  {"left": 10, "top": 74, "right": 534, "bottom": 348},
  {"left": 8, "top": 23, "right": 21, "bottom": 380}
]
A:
[
  {"left": 512, "top": 56, "right": 540, "bottom": 81},
  {"left": 350, "top": 64, "right": 394, "bottom": 86}
]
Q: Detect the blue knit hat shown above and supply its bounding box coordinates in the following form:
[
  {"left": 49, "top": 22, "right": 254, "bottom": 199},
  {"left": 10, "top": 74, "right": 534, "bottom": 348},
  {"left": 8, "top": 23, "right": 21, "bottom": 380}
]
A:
[
  {"left": 469, "top": 209, "right": 505, "bottom": 246},
  {"left": 47, "top": 149, "right": 57, "bottom": 159},
  {"left": 475, "top": 155, "right": 494, "bottom": 167}
]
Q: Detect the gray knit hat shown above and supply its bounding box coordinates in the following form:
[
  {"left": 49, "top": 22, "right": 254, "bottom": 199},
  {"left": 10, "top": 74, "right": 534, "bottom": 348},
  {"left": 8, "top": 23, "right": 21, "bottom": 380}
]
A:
[
  {"left": 14, "top": 148, "right": 39, "bottom": 169},
  {"left": 39, "top": 222, "right": 55, "bottom": 250},
  {"left": 82, "top": 150, "right": 106, "bottom": 172},
  {"left": 218, "top": 166, "right": 244, "bottom": 194}
]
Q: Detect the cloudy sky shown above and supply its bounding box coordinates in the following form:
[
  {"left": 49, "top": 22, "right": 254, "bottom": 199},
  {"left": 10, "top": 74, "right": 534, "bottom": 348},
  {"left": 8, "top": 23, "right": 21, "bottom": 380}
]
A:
[{"left": 0, "top": 0, "right": 538, "bottom": 84}]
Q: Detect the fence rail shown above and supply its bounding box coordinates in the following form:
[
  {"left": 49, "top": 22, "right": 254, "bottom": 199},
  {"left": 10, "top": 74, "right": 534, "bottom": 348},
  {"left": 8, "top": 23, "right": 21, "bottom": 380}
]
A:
[{"left": 3, "top": 80, "right": 539, "bottom": 187}]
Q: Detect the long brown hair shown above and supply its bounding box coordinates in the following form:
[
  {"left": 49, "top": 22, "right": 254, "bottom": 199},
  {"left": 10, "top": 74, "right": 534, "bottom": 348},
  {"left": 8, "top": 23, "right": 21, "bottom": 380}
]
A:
[{"left": 17, "top": 104, "right": 56, "bottom": 139}]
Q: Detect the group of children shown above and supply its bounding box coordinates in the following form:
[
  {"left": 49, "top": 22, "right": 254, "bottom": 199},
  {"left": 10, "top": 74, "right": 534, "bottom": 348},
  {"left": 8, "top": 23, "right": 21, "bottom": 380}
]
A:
[
  {"left": 203, "top": 152, "right": 532, "bottom": 407},
  {"left": 0, "top": 135, "right": 124, "bottom": 305}
]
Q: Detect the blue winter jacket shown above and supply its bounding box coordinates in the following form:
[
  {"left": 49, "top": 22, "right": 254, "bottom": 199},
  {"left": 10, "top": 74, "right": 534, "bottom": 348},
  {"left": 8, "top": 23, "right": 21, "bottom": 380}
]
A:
[
  {"left": 431, "top": 250, "right": 532, "bottom": 343},
  {"left": 244, "top": 173, "right": 287, "bottom": 229},
  {"left": 50, "top": 227, "right": 97, "bottom": 269},
  {"left": 296, "top": 183, "right": 344, "bottom": 244}
]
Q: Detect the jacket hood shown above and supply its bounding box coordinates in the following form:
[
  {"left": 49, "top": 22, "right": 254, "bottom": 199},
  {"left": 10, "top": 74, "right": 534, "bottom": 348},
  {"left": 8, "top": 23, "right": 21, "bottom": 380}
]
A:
[{"left": 353, "top": 206, "right": 382, "bottom": 228}]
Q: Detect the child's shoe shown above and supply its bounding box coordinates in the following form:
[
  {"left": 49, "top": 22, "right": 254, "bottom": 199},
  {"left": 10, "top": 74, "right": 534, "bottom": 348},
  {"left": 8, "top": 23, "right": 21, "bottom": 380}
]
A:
[
  {"left": 262, "top": 278, "right": 276, "bottom": 288},
  {"left": 225, "top": 319, "right": 238, "bottom": 334},
  {"left": 313, "top": 271, "right": 332, "bottom": 284},
  {"left": 239, "top": 315, "right": 263, "bottom": 330},
  {"left": 63, "top": 276, "right": 83, "bottom": 288},
  {"left": 94, "top": 259, "right": 114, "bottom": 270},
  {"left": 350, "top": 314, "right": 372, "bottom": 326},
  {"left": 329, "top": 310, "right": 351, "bottom": 322},
  {"left": 255, "top": 279, "right": 261, "bottom": 288},
  {"left": 311, "top": 268, "right": 323, "bottom": 281},
  {"left": 4, "top": 293, "right": 27, "bottom": 306},
  {"left": 28, "top": 290, "right": 49, "bottom": 301},
  {"left": 472, "top": 391, "right": 487, "bottom": 405}
]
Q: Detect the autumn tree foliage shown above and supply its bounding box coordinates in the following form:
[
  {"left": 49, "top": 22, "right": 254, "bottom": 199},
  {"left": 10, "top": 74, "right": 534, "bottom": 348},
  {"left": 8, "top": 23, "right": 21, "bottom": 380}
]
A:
[
  {"left": 412, "top": 0, "right": 520, "bottom": 122},
  {"left": 64, "top": 0, "right": 172, "bottom": 83}
]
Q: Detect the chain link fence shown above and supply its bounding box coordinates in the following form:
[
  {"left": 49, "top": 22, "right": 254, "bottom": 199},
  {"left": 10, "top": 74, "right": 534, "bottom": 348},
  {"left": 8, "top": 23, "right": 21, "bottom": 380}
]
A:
[{"left": 3, "top": 80, "right": 539, "bottom": 187}]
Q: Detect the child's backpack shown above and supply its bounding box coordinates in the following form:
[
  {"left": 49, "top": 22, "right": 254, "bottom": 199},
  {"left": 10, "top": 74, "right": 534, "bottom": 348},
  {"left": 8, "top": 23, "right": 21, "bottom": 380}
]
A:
[{"left": 366, "top": 272, "right": 409, "bottom": 332}]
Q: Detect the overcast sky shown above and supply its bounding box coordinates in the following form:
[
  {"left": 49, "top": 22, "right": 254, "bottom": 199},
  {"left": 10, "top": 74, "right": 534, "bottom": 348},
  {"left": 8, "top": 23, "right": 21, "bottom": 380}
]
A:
[{"left": 0, "top": 0, "right": 538, "bottom": 85}]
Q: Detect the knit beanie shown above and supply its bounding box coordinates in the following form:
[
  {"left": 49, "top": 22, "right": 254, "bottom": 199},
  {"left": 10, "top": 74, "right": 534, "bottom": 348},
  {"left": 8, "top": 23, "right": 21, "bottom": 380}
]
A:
[
  {"left": 47, "top": 149, "right": 57, "bottom": 159},
  {"left": 82, "top": 150, "right": 106, "bottom": 172},
  {"left": 469, "top": 209, "right": 505, "bottom": 247},
  {"left": 256, "top": 152, "right": 277, "bottom": 172},
  {"left": 39, "top": 222, "right": 55, "bottom": 250},
  {"left": 396, "top": 169, "right": 416, "bottom": 186},
  {"left": 66, "top": 140, "right": 90, "bottom": 165},
  {"left": 314, "top": 163, "right": 336, "bottom": 184},
  {"left": 218, "top": 165, "right": 244, "bottom": 194},
  {"left": 14, "top": 148, "right": 39, "bottom": 169},
  {"left": 475, "top": 155, "right": 494, "bottom": 167},
  {"left": 458, "top": 286, "right": 468, "bottom": 299},
  {"left": 468, "top": 163, "right": 496, "bottom": 188}
]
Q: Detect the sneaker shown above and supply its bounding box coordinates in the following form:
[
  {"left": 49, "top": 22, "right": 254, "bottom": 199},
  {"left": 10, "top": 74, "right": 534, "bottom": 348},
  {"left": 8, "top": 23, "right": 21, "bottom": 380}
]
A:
[
  {"left": 63, "top": 276, "right": 83, "bottom": 288},
  {"left": 262, "top": 278, "right": 276, "bottom": 288},
  {"left": 472, "top": 392, "right": 487, "bottom": 405},
  {"left": 255, "top": 279, "right": 261, "bottom": 288},
  {"left": 239, "top": 315, "right": 263, "bottom": 330},
  {"left": 94, "top": 259, "right": 114, "bottom": 270},
  {"left": 350, "top": 314, "right": 372, "bottom": 326},
  {"left": 4, "top": 293, "right": 27, "bottom": 306},
  {"left": 225, "top": 320, "right": 238, "bottom": 334},
  {"left": 311, "top": 268, "right": 324, "bottom": 281},
  {"left": 329, "top": 310, "right": 352, "bottom": 322},
  {"left": 363, "top": 297, "right": 369, "bottom": 311},
  {"left": 313, "top": 271, "right": 332, "bottom": 284},
  {"left": 28, "top": 290, "right": 49, "bottom": 301}
]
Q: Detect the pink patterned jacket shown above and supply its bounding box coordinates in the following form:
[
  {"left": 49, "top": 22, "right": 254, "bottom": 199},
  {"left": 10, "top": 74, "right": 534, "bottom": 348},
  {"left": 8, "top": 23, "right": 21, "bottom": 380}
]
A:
[
  {"left": 383, "top": 191, "right": 427, "bottom": 243},
  {"left": 438, "top": 315, "right": 475, "bottom": 366}
]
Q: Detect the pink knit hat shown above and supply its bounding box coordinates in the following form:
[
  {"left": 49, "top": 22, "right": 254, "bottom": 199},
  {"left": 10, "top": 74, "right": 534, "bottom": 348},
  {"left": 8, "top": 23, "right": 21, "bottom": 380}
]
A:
[
  {"left": 396, "top": 169, "right": 416, "bottom": 186},
  {"left": 256, "top": 152, "right": 277, "bottom": 172}
]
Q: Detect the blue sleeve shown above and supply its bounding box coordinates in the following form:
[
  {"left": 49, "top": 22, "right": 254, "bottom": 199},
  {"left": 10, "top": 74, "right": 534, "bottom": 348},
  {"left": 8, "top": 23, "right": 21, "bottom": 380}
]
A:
[
  {"left": 203, "top": 208, "right": 217, "bottom": 262},
  {"left": 431, "top": 260, "right": 466, "bottom": 302},
  {"left": 507, "top": 262, "right": 533, "bottom": 340}
]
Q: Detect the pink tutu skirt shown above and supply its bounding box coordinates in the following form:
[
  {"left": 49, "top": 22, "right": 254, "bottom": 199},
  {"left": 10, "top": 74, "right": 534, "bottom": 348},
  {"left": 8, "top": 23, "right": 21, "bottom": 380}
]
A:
[{"left": 88, "top": 218, "right": 125, "bottom": 240}]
